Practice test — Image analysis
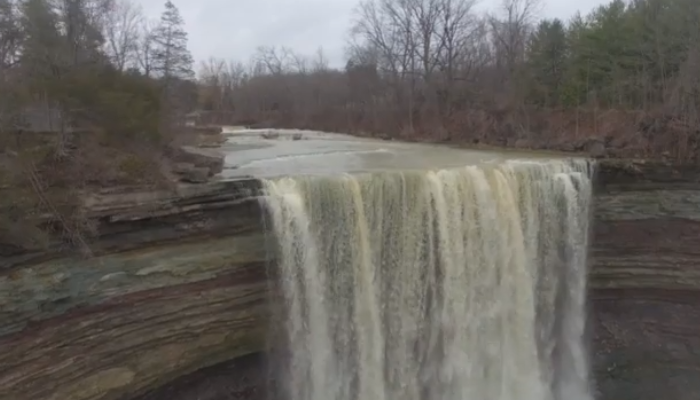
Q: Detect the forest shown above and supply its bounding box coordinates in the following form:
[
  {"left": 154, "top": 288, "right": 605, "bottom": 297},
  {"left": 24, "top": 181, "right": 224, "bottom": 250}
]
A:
[{"left": 0, "top": 0, "right": 699, "bottom": 253}]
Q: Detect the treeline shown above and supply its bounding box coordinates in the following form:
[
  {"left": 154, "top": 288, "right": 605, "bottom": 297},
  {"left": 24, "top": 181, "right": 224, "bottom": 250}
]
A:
[
  {"left": 528, "top": 0, "right": 699, "bottom": 110},
  {"left": 0, "top": 0, "right": 196, "bottom": 255},
  {"left": 198, "top": 0, "right": 700, "bottom": 158}
]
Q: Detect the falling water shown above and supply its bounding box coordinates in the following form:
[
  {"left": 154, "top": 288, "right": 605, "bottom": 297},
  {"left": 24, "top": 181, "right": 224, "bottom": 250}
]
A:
[{"left": 261, "top": 158, "right": 595, "bottom": 400}]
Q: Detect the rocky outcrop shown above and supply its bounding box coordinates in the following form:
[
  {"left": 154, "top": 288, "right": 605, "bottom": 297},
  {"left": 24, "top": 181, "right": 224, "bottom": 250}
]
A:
[
  {"left": 591, "top": 160, "right": 700, "bottom": 400},
  {"left": 0, "top": 179, "right": 268, "bottom": 400},
  {"left": 168, "top": 146, "right": 225, "bottom": 183}
]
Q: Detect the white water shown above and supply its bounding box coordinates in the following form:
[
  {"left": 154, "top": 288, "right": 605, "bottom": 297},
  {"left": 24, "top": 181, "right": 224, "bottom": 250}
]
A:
[{"left": 261, "top": 158, "right": 594, "bottom": 400}]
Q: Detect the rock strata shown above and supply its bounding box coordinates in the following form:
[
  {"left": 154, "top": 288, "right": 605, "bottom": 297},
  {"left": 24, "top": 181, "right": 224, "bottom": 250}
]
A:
[
  {"left": 0, "top": 179, "right": 268, "bottom": 400},
  {"left": 591, "top": 159, "right": 700, "bottom": 400}
]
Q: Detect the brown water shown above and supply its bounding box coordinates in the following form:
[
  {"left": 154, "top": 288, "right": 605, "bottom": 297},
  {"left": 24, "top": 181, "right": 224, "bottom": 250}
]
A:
[{"left": 219, "top": 128, "right": 553, "bottom": 179}]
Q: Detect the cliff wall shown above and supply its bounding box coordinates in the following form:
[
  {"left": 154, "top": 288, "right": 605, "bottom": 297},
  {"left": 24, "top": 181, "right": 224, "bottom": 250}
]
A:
[
  {"left": 0, "top": 180, "right": 267, "bottom": 400},
  {"left": 1, "top": 160, "right": 698, "bottom": 400},
  {"left": 591, "top": 161, "right": 700, "bottom": 400}
]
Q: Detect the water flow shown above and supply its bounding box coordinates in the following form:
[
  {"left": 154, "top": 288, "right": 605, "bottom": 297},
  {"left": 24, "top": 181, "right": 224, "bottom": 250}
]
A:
[{"left": 261, "top": 158, "right": 594, "bottom": 400}]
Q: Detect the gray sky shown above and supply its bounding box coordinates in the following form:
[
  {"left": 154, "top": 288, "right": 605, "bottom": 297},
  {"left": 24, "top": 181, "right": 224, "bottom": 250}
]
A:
[{"left": 141, "top": 0, "right": 609, "bottom": 69}]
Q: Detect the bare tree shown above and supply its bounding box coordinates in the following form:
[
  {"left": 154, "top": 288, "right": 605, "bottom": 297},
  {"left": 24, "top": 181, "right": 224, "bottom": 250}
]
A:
[
  {"left": 255, "top": 45, "right": 290, "bottom": 75},
  {"left": 222, "top": 60, "right": 248, "bottom": 112},
  {"left": 349, "top": 0, "right": 482, "bottom": 131},
  {"left": 198, "top": 56, "right": 226, "bottom": 110},
  {"left": 226, "top": 60, "right": 247, "bottom": 85},
  {"left": 102, "top": 0, "right": 142, "bottom": 71},
  {"left": 199, "top": 56, "right": 225, "bottom": 79},
  {"left": 351, "top": 0, "right": 419, "bottom": 131},
  {"left": 136, "top": 18, "right": 156, "bottom": 76},
  {"left": 312, "top": 47, "right": 329, "bottom": 72},
  {"left": 489, "top": 0, "right": 541, "bottom": 73},
  {"left": 434, "top": 0, "right": 478, "bottom": 78}
]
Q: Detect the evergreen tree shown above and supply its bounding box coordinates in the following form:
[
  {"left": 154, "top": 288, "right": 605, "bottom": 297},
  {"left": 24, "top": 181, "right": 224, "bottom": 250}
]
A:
[
  {"left": 519, "top": 0, "right": 700, "bottom": 109},
  {"left": 58, "top": 0, "right": 106, "bottom": 65},
  {"left": 19, "top": 0, "right": 62, "bottom": 70},
  {"left": 527, "top": 19, "right": 568, "bottom": 106},
  {"left": 151, "top": 0, "right": 193, "bottom": 81},
  {"left": 0, "top": 0, "right": 20, "bottom": 68}
]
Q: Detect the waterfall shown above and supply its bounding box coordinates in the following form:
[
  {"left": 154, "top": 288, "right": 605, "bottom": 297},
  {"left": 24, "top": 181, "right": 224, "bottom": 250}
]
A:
[{"left": 261, "top": 158, "right": 594, "bottom": 400}]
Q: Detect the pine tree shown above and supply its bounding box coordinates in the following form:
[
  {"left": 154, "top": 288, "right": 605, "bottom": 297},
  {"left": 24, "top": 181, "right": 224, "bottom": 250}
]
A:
[
  {"left": 59, "top": 0, "right": 106, "bottom": 65},
  {"left": 19, "top": 0, "right": 62, "bottom": 73},
  {"left": 151, "top": 0, "right": 193, "bottom": 80},
  {"left": 527, "top": 19, "right": 568, "bottom": 106},
  {"left": 0, "top": 0, "right": 20, "bottom": 68}
]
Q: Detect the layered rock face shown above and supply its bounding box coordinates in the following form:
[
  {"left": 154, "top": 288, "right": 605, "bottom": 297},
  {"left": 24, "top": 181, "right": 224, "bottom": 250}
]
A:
[
  {"left": 0, "top": 180, "right": 268, "bottom": 400},
  {"left": 591, "top": 161, "right": 700, "bottom": 400},
  {"left": 2, "top": 160, "right": 698, "bottom": 400}
]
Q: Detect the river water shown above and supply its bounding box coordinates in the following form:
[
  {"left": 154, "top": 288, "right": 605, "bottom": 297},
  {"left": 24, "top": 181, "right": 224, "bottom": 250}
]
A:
[
  {"left": 250, "top": 129, "right": 594, "bottom": 400},
  {"left": 219, "top": 128, "right": 553, "bottom": 179}
]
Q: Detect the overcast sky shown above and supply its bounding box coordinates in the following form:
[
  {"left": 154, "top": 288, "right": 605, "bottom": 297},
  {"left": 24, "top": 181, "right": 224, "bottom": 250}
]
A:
[{"left": 140, "top": 0, "right": 609, "bottom": 69}]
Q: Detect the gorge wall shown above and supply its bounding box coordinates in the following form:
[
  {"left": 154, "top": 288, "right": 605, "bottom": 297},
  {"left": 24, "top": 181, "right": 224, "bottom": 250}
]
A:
[
  {"left": 0, "top": 181, "right": 267, "bottom": 400},
  {"left": 591, "top": 160, "right": 700, "bottom": 400},
  {"left": 0, "top": 159, "right": 698, "bottom": 400}
]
